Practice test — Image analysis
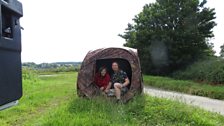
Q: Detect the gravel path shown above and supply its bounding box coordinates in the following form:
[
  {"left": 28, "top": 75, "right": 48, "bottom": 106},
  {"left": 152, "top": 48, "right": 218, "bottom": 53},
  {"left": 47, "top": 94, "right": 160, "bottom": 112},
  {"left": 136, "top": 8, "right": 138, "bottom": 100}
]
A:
[{"left": 144, "top": 86, "right": 224, "bottom": 115}]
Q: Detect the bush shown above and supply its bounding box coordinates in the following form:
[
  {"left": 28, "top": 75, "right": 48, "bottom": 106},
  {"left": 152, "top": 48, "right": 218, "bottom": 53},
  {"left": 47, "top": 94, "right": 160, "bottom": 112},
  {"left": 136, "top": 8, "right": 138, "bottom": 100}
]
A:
[
  {"left": 172, "top": 57, "right": 224, "bottom": 84},
  {"left": 37, "top": 66, "right": 79, "bottom": 74},
  {"left": 22, "top": 68, "right": 38, "bottom": 81}
]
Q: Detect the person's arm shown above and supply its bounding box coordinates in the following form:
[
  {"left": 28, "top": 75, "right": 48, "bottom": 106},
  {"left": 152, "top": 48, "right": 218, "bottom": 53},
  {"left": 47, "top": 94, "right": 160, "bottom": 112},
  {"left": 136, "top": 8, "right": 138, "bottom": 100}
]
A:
[
  {"left": 103, "top": 74, "right": 110, "bottom": 90},
  {"left": 122, "top": 78, "right": 130, "bottom": 87},
  {"left": 105, "top": 82, "right": 112, "bottom": 93},
  {"left": 121, "top": 71, "right": 129, "bottom": 87}
]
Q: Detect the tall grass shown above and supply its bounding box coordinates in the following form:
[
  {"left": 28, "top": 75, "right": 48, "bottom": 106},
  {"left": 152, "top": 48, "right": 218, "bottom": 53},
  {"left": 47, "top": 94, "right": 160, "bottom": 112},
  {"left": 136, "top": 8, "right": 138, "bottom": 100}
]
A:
[{"left": 28, "top": 95, "right": 224, "bottom": 126}]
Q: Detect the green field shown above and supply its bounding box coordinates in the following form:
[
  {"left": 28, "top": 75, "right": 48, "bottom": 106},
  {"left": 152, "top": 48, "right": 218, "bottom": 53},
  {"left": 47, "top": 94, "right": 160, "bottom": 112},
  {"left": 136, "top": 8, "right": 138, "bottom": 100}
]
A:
[
  {"left": 0, "top": 72, "right": 224, "bottom": 126},
  {"left": 144, "top": 75, "right": 224, "bottom": 100}
]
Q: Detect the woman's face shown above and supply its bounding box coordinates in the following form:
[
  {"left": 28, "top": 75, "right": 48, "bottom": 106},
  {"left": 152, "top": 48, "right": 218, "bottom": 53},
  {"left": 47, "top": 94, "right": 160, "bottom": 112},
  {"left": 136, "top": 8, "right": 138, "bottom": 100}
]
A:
[{"left": 101, "top": 69, "right": 106, "bottom": 76}]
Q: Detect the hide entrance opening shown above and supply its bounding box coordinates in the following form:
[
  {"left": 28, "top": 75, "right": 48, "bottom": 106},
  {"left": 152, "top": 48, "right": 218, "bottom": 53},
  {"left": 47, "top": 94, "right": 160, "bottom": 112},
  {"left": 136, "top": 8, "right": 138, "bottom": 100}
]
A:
[{"left": 96, "top": 58, "right": 132, "bottom": 89}]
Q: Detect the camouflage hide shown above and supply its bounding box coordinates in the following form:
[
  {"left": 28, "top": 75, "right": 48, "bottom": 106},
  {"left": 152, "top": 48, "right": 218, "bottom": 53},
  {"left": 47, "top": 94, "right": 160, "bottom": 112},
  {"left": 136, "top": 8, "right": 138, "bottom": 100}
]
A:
[{"left": 77, "top": 47, "right": 143, "bottom": 102}]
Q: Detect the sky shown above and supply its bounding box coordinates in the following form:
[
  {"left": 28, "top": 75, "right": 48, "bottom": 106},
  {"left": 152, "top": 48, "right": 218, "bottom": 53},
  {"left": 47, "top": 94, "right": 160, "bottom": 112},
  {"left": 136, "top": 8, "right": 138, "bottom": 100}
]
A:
[{"left": 20, "top": 0, "right": 224, "bottom": 63}]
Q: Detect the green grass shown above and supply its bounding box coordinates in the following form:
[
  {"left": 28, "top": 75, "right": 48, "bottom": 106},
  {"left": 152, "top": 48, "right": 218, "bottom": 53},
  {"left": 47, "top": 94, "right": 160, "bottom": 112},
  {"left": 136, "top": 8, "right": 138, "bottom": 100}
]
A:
[
  {"left": 26, "top": 95, "right": 224, "bottom": 126},
  {"left": 0, "top": 72, "right": 224, "bottom": 126},
  {"left": 27, "top": 95, "right": 224, "bottom": 126},
  {"left": 144, "top": 75, "right": 224, "bottom": 100},
  {"left": 0, "top": 72, "right": 76, "bottom": 126}
]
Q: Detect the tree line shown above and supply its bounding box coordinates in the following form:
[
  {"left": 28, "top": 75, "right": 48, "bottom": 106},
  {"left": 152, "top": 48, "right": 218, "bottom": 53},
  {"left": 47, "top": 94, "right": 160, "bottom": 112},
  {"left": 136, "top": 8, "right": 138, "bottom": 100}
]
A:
[{"left": 22, "top": 62, "right": 81, "bottom": 72}]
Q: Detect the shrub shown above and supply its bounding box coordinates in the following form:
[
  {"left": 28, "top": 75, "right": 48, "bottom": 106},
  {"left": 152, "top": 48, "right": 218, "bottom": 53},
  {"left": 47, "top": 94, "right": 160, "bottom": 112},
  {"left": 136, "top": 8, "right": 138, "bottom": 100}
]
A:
[
  {"left": 22, "top": 68, "right": 38, "bottom": 80},
  {"left": 172, "top": 57, "right": 224, "bottom": 84}
]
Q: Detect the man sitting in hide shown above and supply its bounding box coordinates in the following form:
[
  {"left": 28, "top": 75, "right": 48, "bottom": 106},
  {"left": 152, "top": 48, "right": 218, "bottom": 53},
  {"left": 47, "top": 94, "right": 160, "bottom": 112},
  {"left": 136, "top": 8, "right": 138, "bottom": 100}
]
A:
[{"left": 105, "top": 62, "right": 130, "bottom": 103}]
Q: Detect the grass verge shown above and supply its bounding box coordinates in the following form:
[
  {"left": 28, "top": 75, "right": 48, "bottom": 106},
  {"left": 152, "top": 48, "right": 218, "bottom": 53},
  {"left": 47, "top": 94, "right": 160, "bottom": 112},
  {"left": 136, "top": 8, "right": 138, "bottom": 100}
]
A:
[
  {"left": 144, "top": 75, "right": 224, "bottom": 100},
  {"left": 27, "top": 95, "right": 224, "bottom": 126}
]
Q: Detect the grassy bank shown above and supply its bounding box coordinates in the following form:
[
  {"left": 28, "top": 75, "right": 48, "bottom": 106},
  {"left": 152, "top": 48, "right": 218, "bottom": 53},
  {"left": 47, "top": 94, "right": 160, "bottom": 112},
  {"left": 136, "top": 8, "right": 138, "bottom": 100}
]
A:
[
  {"left": 0, "top": 72, "right": 224, "bottom": 126},
  {"left": 144, "top": 75, "right": 224, "bottom": 100}
]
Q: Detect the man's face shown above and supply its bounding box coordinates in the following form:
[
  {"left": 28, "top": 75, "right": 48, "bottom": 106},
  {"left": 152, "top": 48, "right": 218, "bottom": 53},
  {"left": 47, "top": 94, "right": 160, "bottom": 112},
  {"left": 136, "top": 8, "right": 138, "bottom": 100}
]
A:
[{"left": 112, "top": 62, "right": 119, "bottom": 71}]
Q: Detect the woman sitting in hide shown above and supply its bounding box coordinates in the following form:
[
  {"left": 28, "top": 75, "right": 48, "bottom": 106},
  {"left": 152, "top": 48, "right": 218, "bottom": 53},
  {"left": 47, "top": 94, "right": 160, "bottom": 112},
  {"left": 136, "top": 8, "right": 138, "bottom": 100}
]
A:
[{"left": 94, "top": 67, "right": 110, "bottom": 93}]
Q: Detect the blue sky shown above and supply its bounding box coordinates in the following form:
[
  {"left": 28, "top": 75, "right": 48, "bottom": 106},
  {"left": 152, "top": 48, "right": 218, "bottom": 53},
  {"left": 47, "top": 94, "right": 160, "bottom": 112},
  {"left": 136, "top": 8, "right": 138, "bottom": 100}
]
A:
[{"left": 20, "top": 0, "right": 224, "bottom": 63}]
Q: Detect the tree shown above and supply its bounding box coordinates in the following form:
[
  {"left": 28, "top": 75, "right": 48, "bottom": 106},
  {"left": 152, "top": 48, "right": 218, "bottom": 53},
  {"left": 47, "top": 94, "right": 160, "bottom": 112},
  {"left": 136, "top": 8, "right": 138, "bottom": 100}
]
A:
[
  {"left": 119, "top": 0, "right": 216, "bottom": 75},
  {"left": 220, "top": 44, "right": 224, "bottom": 57}
]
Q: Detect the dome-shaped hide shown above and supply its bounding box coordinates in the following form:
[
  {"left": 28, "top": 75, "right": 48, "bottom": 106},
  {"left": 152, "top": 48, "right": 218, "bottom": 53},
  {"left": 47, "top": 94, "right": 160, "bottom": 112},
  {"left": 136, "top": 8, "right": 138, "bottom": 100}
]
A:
[{"left": 77, "top": 47, "right": 143, "bottom": 102}]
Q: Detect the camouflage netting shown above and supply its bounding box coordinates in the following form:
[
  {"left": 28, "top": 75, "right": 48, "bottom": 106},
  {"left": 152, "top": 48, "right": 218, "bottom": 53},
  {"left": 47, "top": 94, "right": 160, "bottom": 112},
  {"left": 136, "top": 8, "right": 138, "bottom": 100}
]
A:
[{"left": 77, "top": 47, "right": 143, "bottom": 102}]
